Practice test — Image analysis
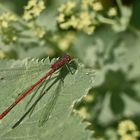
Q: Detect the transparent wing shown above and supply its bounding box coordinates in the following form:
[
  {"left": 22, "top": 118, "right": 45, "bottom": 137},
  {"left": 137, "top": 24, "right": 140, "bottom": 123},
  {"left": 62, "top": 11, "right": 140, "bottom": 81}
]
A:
[
  {"left": 26, "top": 75, "right": 57, "bottom": 117},
  {"left": 11, "top": 78, "right": 50, "bottom": 128},
  {"left": 0, "top": 59, "right": 50, "bottom": 113},
  {"left": 38, "top": 62, "right": 76, "bottom": 126},
  {"left": 11, "top": 74, "right": 60, "bottom": 128},
  {"left": 39, "top": 80, "right": 62, "bottom": 126},
  {"left": 11, "top": 66, "right": 67, "bottom": 128}
]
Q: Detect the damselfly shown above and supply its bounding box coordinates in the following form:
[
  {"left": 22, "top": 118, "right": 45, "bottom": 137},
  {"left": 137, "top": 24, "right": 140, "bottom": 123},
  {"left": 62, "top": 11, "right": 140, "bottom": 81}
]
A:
[{"left": 0, "top": 54, "right": 72, "bottom": 124}]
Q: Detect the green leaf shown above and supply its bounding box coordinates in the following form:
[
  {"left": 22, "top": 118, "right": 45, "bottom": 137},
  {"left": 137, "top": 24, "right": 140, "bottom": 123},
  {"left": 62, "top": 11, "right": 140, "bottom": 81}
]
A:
[{"left": 0, "top": 58, "right": 94, "bottom": 140}]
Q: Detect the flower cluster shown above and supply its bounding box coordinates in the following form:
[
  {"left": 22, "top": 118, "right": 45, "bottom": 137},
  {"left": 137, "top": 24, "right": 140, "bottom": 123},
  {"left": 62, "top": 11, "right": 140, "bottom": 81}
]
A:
[
  {"left": 57, "top": 1, "right": 95, "bottom": 35},
  {"left": 0, "top": 12, "right": 18, "bottom": 44},
  {"left": 23, "top": 0, "right": 45, "bottom": 21},
  {"left": 58, "top": 1, "right": 76, "bottom": 16},
  {"left": 57, "top": 0, "right": 119, "bottom": 35},
  {"left": 0, "top": 12, "right": 17, "bottom": 29},
  {"left": 107, "top": 7, "right": 118, "bottom": 17},
  {"left": 22, "top": 0, "right": 46, "bottom": 39},
  {"left": 117, "top": 120, "right": 140, "bottom": 140}
]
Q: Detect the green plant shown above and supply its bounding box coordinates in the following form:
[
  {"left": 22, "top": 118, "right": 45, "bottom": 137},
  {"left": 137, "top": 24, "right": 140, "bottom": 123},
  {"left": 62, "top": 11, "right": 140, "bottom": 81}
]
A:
[{"left": 0, "top": 0, "right": 140, "bottom": 140}]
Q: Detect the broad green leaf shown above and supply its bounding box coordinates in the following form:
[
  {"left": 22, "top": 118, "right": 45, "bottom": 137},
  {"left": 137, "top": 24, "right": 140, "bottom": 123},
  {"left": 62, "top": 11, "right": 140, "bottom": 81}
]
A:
[{"left": 0, "top": 58, "right": 94, "bottom": 140}]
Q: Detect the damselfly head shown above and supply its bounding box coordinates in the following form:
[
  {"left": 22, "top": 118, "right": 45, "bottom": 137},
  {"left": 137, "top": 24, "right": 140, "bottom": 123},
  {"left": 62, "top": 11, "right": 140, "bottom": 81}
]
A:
[
  {"left": 62, "top": 54, "right": 71, "bottom": 62},
  {"left": 51, "top": 54, "right": 72, "bottom": 70}
]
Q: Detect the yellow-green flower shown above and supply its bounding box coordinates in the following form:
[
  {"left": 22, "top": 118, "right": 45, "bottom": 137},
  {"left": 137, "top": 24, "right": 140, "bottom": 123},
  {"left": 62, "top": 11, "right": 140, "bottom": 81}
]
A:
[
  {"left": 118, "top": 120, "right": 137, "bottom": 134},
  {"left": 107, "top": 7, "right": 117, "bottom": 17},
  {"left": 0, "top": 12, "right": 17, "bottom": 29},
  {"left": 83, "top": 25, "right": 95, "bottom": 35},
  {"left": 84, "top": 94, "right": 94, "bottom": 102},
  {"left": 58, "top": 1, "right": 76, "bottom": 15},
  {"left": 58, "top": 4, "right": 66, "bottom": 13},
  {"left": 23, "top": 12, "right": 33, "bottom": 21},
  {"left": 33, "top": 1, "right": 45, "bottom": 17},
  {"left": 78, "top": 107, "right": 90, "bottom": 119},
  {"left": 77, "top": 12, "right": 94, "bottom": 34},
  {"left": 0, "top": 12, "right": 18, "bottom": 44},
  {"left": 59, "top": 22, "right": 70, "bottom": 29},
  {"left": 25, "top": 0, "right": 37, "bottom": 9},
  {"left": 68, "top": 15, "right": 79, "bottom": 28},
  {"left": 57, "top": 14, "right": 65, "bottom": 23},
  {"left": 92, "top": 2, "right": 103, "bottom": 11},
  {"left": 65, "top": 1, "right": 76, "bottom": 15},
  {"left": 81, "top": 0, "right": 93, "bottom": 9},
  {"left": 118, "top": 120, "right": 140, "bottom": 140},
  {"left": 23, "top": 0, "right": 45, "bottom": 21},
  {"left": 120, "top": 134, "right": 137, "bottom": 140},
  {"left": 78, "top": 12, "right": 92, "bottom": 29}
]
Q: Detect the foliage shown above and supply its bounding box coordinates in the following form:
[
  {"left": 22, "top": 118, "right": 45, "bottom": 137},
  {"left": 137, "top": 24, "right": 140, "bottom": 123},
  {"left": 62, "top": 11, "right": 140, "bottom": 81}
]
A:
[
  {"left": 0, "top": 0, "right": 140, "bottom": 140},
  {"left": 0, "top": 58, "right": 94, "bottom": 140}
]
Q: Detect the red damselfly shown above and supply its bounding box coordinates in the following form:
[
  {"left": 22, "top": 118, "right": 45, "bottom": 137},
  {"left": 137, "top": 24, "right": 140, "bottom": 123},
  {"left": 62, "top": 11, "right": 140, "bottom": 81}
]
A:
[{"left": 0, "top": 54, "right": 71, "bottom": 120}]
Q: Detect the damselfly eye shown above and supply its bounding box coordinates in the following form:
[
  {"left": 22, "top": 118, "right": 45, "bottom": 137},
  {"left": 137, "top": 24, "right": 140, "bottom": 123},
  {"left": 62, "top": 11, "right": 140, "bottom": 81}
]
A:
[{"left": 64, "top": 54, "right": 71, "bottom": 61}]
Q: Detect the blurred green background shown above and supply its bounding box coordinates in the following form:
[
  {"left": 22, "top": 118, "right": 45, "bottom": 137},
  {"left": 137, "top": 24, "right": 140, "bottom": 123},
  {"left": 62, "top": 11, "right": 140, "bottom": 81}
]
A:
[{"left": 0, "top": 0, "right": 140, "bottom": 139}]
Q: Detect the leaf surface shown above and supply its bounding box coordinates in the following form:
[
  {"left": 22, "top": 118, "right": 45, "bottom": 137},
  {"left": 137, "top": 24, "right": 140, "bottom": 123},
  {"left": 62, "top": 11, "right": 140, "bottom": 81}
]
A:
[{"left": 0, "top": 58, "right": 94, "bottom": 140}]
